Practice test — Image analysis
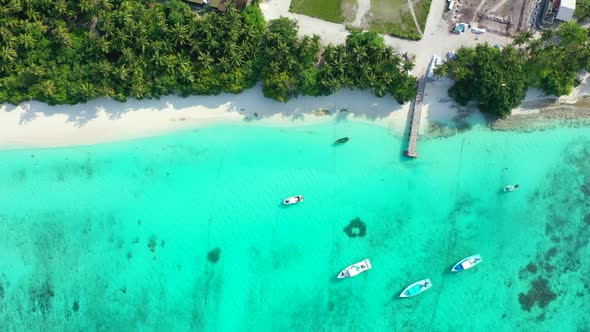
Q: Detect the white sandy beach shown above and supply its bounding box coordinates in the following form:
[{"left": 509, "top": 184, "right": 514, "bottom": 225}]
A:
[
  {"left": 4, "top": 75, "right": 587, "bottom": 149},
  {"left": 0, "top": 87, "right": 411, "bottom": 149},
  {"left": 1, "top": 1, "right": 587, "bottom": 149}
]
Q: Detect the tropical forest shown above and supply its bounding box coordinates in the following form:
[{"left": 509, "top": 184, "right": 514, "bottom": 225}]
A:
[{"left": 0, "top": 0, "right": 417, "bottom": 105}]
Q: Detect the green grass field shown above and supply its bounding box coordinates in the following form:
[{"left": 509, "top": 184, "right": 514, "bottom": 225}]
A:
[
  {"left": 290, "top": 0, "right": 432, "bottom": 40},
  {"left": 289, "top": 0, "right": 347, "bottom": 23},
  {"left": 367, "top": 0, "right": 431, "bottom": 40}
]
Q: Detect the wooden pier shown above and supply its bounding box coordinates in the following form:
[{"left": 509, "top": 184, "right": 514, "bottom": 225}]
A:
[{"left": 405, "top": 77, "right": 426, "bottom": 158}]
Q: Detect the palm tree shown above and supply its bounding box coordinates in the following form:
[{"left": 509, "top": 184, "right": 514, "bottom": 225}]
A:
[
  {"left": 177, "top": 57, "right": 194, "bottom": 83},
  {"left": 17, "top": 32, "right": 36, "bottom": 50},
  {"left": 79, "top": 0, "right": 95, "bottom": 15},
  {"left": 53, "top": 0, "right": 71, "bottom": 17},
  {"left": 0, "top": 46, "right": 17, "bottom": 64},
  {"left": 163, "top": 54, "right": 178, "bottom": 75},
  {"left": 170, "top": 23, "right": 189, "bottom": 47},
  {"left": 218, "top": 56, "right": 232, "bottom": 72},
  {"left": 95, "top": 60, "right": 113, "bottom": 78},
  {"left": 526, "top": 39, "right": 543, "bottom": 55},
  {"left": 513, "top": 30, "right": 533, "bottom": 46},
  {"left": 94, "top": 36, "right": 111, "bottom": 54},
  {"left": 197, "top": 51, "right": 214, "bottom": 70}
]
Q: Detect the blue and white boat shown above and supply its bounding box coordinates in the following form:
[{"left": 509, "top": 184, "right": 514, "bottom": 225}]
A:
[
  {"left": 451, "top": 254, "right": 483, "bottom": 272},
  {"left": 399, "top": 279, "right": 432, "bottom": 298}
]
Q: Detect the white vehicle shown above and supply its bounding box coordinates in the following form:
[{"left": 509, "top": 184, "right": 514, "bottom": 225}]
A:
[
  {"left": 400, "top": 279, "right": 432, "bottom": 298},
  {"left": 283, "top": 195, "right": 304, "bottom": 205},
  {"left": 337, "top": 259, "right": 372, "bottom": 279},
  {"left": 471, "top": 27, "right": 486, "bottom": 34},
  {"left": 451, "top": 254, "right": 483, "bottom": 272}
]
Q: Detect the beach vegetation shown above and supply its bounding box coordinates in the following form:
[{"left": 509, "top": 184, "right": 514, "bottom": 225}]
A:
[
  {"left": 0, "top": 0, "right": 416, "bottom": 105},
  {"left": 437, "top": 44, "right": 527, "bottom": 117},
  {"left": 574, "top": 0, "right": 590, "bottom": 21},
  {"left": 525, "top": 22, "right": 590, "bottom": 96},
  {"left": 440, "top": 22, "right": 590, "bottom": 116},
  {"left": 318, "top": 31, "right": 418, "bottom": 101}
]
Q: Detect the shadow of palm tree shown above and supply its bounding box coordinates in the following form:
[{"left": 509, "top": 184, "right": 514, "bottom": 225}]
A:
[{"left": 4, "top": 84, "right": 411, "bottom": 129}]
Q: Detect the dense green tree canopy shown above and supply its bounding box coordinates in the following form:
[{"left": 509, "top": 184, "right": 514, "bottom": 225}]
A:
[
  {"left": 440, "top": 22, "right": 590, "bottom": 116},
  {"left": 0, "top": 0, "right": 417, "bottom": 105},
  {"left": 438, "top": 44, "right": 527, "bottom": 117},
  {"left": 574, "top": 0, "right": 590, "bottom": 21},
  {"left": 524, "top": 22, "right": 590, "bottom": 96},
  {"left": 318, "top": 31, "right": 417, "bottom": 102}
]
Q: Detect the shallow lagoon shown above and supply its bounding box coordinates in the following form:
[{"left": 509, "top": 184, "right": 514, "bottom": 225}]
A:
[{"left": 0, "top": 120, "right": 589, "bottom": 331}]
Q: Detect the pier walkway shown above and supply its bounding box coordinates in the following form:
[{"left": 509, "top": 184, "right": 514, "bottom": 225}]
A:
[{"left": 405, "top": 77, "right": 426, "bottom": 158}]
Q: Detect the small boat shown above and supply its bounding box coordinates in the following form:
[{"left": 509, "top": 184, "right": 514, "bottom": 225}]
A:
[
  {"left": 399, "top": 279, "right": 432, "bottom": 298},
  {"left": 283, "top": 195, "right": 303, "bottom": 205},
  {"left": 451, "top": 254, "right": 483, "bottom": 272},
  {"left": 334, "top": 137, "right": 349, "bottom": 144},
  {"left": 337, "top": 259, "right": 372, "bottom": 279},
  {"left": 503, "top": 184, "right": 520, "bottom": 192}
]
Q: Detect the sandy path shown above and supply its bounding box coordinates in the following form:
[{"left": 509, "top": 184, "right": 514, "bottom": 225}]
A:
[
  {"left": 407, "top": 0, "right": 423, "bottom": 36},
  {"left": 489, "top": 0, "right": 510, "bottom": 14},
  {"left": 471, "top": 0, "right": 486, "bottom": 23},
  {"left": 352, "top": 0, "right": 371, "bottom": 27}
]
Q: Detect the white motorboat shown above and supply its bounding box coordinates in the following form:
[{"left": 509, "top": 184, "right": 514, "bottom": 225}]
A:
[
  {"left": 337, "top": 259, "right": 372, "bottom": 279},
  {"left": 451, "top": 254, "right": 483, "bottom": 272},
  {"left": 399, "top": 279, "right": 432, "bottom": 298},
  {"left": 283, "top": 195, "right": 303, "bottom": 205},
  {"left": 503, "top": 184, "right": 520, "bottom": 192}
]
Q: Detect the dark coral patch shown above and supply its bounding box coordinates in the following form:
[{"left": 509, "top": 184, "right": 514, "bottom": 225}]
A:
[
  {"left": 518, "top": 277, "right": 557, "bottom": 312},
  {"left": 29, "top": 278, "right": 55, "bottom": 316},
  {"left": 526, "top": 263, "right": 538, "bottom": 273},
  {"left": 207, "top": 248, "right": 221, "bottom": 264},
  {"left": 148, "top": 235, "right": 157, "bottom": 253},
  {"left": 72, "top": 300, "right": 79, "bottom": 312},
  {"left": 343, "top": 217, "right": 367, "bottom": 238},
  {"left": 544, "top": 247, "right": 558, "bottom": 260},
  {"left": 327, "top": 302, "right": 335, "bottom": 312}
]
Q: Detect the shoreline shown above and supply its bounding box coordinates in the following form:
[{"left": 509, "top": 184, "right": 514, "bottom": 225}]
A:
[
  {"left": 2, "top": 76, "right": 589, "bottom": 150},
  {"left": 2, "top": 2, "right": 585, "bottom": 150},
  {"left": 0, "top": 87, "right": 410, "bottom": 150}
]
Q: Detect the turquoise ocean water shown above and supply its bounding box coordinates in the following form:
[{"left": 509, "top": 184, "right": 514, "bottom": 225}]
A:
[{"left": 0, "top": 119, "right": 589, "bottom": 331}]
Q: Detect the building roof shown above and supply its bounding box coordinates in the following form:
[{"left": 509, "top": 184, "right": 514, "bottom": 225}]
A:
[{"left": 556, "top": 0, "right": 576, "bottom": 21}]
